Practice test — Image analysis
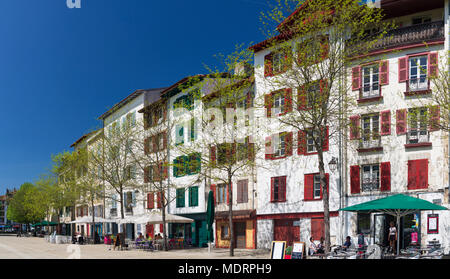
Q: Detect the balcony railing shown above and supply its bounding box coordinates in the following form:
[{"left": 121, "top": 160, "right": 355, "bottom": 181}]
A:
[
  {"left": 358, "top": 137, "right": 382, "bottom": 152},
  {"left": 406, "top": 129, "right": 431, "bottom": 146},
  {"left": 361, "top": 178, "right": 380, "bottom": 192},
  {"left": 352, "top": 21, "right": 444, "bottom": 53},
  {"left": 110, "top": 208, "right": 117, "bottom": 217}
]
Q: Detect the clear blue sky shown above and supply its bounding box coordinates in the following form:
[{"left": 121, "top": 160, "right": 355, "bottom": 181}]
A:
[{"left": 0, "top": 0, "right": 272, "bottom": 193}]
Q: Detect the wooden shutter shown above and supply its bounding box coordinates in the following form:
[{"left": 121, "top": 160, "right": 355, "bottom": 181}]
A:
[
  {"left": 156, "top": 192, "right": 162, "bottom": 208},
  {"left": 147, "top": 193, "right": 154, "bottom": 209},
  {"left": 380, "top": 110, "right": 391, "bottom": 136},
  {"left": 322, "top": 126, "right": 329, "bottom": 151},
  {"left": 396, "top": 109, "right": 407, "bottom": 135},
  {"left": 380, "top": 60, "right": 389, "bottom": 85},
  {"left": 298, "top": 85, "right": 307, "bottom": 110},
  {"left": 284, "top": 88, "right": 293, "bottom": 113},
  {"left": 264, "top": 53, "right": 273, "bottom": 77},
  {"left": 285, "top": 132, "right": 293, "bottom": 156},
  {"left": 160, "top": 224, "right": 164, "bottom": 233},
  {"left": 144, "top": 166, "right": 149, "bottom": 183},
  {"left": 298, "top": 130, "right": 306, "bottom": 155},
  {"left": 428, "top": 52, "right": 438, "bottom": 78},
  {"left": 349, "top": 115, "right": 360, "bottom": 140},
  {"left": 429, "top": 106, "right": 440, "bottom": 131},
  {"left": 304, "top": 174, "right": 314, "bottom": 201},
  {"left": 408, "top": 159, "right": 428, "bottom": 190},
  {"left": 311, "top": 218, "right": 324, "bottom": 240},
  {"left": 380, "top": 162, "right": 391, "bottom": 192},
  {"left": 352, "top": 66, "right": 361, "bottom": 91},
  {"left": 265, "top": 94, "right": 272, "bottom": 117},
  {"left": 398, "top": 57, "right": 408, "bottom": 82},
  {"left": 350, "top": 165, "right": 360, "bottom": 194},
  {"left": 270, "top": 177, "right": 275, "bottom": 202},
  {"left": 152, "top": 135, "right": 158, "bottom": 152},
  {"left": 144, "top": 138, "right": 149, "bottom": 155},
  {"left": 280, "top": 176, "right": 287, "bottom": 202},
  {"left": 265, "top": 136, "right": 273, "bottom": 160},
  {"left": 211, "top": 184, "right": 217, "bottom": 205}
]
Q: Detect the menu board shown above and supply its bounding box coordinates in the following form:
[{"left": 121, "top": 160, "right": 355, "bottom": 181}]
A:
[
  {"left": 270, "top": 241, "right": 286, "bottom": 259},
  {"left": 291, "top": 242, "right": 305, "bottom": 259}
]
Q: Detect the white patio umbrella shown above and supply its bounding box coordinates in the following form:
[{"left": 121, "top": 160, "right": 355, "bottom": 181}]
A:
[
  {"left": 134, "top": 211, "right": 194, "bottom": 224},
  {"left": 69, "top": 216, "right": 118, "bottom": 224}
]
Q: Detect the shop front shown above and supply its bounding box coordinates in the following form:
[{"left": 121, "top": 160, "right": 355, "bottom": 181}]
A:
[
  {"left": 169, "top": 213, "right": 208, "bottom": 247},
  {"left": 215, "top": 210, "right": 256, "bottom": 249}
]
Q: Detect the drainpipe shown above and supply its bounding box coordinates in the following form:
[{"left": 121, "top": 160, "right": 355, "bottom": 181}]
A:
[{"left": 445, "top": 0, "right": 450, "bottom": 206}]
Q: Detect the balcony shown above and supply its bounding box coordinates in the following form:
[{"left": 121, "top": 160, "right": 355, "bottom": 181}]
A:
[
  {"left": 405, "top": 129, "right": 432, "bottom": 148},
  {"left": 361, "top": 178, "right": 380, "bottom": 192},
  {"left": 353, "top": 21, "right": 444, "bottom": 54},
  {"left": 358, "top": 86, "right": 382, "bottom": 104},
  {"left": 357, "top": 137, "right": 382, "bottom": 153},
  {"left": 405, "top": 78, "right": 431, "bottom": 96}
]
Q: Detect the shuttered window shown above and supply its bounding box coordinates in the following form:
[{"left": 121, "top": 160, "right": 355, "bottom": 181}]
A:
[
  {"left": 407, "top": 159, "right": 428, "bottom": 190},
  {"left": 189, "top": 186, "right": 199, "bottom": 207},
  {"left": 237, "top": 180, "right": 248, "bottom": 204},
  {"left": 271, "top": 176, "right": 287, "bottom": 202},
  {"left": 176, "top": 188, "right": 185, "bottom": 208},
  {"left": 304, "top": 173, "right": 329, "bottom": 201}
]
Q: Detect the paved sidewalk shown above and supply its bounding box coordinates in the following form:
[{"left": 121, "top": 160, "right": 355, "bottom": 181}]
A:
[{"left": 0, "top": 235, "right": 270, "bottom": 259}]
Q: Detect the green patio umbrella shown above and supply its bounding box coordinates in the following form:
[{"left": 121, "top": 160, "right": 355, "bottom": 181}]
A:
[
  {"left": 340, "top": 194, "right": 448, "bottom": 255},
  {"left": 206, "top": 190, "right": 215, "bottom": 251},
  {"left": 32, "top": 221, "right": 58, "bottom": 226}
]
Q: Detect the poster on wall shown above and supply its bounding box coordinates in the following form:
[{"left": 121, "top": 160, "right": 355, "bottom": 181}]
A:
[
  {"left": 427, "top": 214, "right": 439, "bottom": 234},
  {"left": 270, "top": 241, "right": 286, "bottom": 259},
  {"left": 291, "top": 242, "right": 305, "bottom": 259}
]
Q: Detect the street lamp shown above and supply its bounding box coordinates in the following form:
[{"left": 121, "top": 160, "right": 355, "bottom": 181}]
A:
[{"left": 329, "top": 157, "right": 338, "bottom": 172}]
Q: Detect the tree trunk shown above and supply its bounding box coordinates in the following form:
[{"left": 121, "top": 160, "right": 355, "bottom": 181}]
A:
[
  {"left": 91, "top": 197, "right": 95, "bottom": 244},
  {"left": 318, "top": 150, "right": 331, "bottom": 253},
  {"left": 228, "top": 173, "right": 234, "bottom": 257},
  {"left": 162, "top": 205, "right": 168, "bottom": 251}
]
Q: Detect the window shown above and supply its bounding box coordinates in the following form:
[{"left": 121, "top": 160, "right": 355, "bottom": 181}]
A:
[
  {"left": 306, "top": 130, "right": 318, "bottom": 153},
  {"left": 313, "top": 175, "right": 322, "bottom": 199},
  {"left": 188, "top": 186, "right": 199, "bottom": 207},
  {"left": 237, "top": 180, "right": 248, "bottom": 204},
  {"left": 274, "top": 133, "right": 286, "bottom": 158},
  {"left": 361, "top": 165, "right": 380, "bottom": 192},
  {"left": 124, "top": 164, "right": 136, "bottom": 180},
  {"left": 361, "top": 114, "right": 380, "bottom": 148},
  {"left": 407, "top": 159, "right": 428, "bottom": 190},
  {"left": 271, "top": 176, "right": 286, "bottom": 202},
  {"left": 357, "top": 213, "right": 371, "bottom": 234},
  {"left": 217, "top": 184, "right": 227, "bottom": 204},
  {"left": 407, "top": 108, "right": 429, "bottom": 144},
  {"left": 265, "top": 89, "right": 292, "bottom": 117},
  {"left": 409, "top": 56, "right": 428, "bottom": 91},
  {"left": 176, "top": 188, "right": 185, "bottom": 208},
  {"left": 175, "top": 124, "right": 184, "bottom": 146},
  {"left": 412, "top": 16, "right": 431, "bottom": 25},
  {"left": 304, "top": 173, "right": 329, "bottom": 200},
  {"left": 361, "top": 65, "right": 380, "bottom": 98},
  {"left": 272, "top": 92, "right": 286, "bottom": 116},
  {"left": 220, "top": 224, "right": 230, "bottom": 239}
]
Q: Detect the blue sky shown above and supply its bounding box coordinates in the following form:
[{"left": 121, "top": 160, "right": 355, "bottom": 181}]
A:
[{"left": 0, "top": 0, "right": 271, "bottom": 193}]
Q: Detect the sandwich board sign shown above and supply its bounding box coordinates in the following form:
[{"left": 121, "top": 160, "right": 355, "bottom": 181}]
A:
[
  {"left": 291, "top": 242, "right": 305, "bottom": 259},
  {"left": 270, "top": 241, "right": 286, "bottom": 259}
]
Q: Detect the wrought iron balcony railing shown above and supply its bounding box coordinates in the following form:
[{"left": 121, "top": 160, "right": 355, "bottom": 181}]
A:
[
  {"left": 110, "top": 208, "right": 117, "bottom": 217},
  {"left": 362, "top": 178, "right": 380, "bottom": 192},
  {"left": 358, "top": 137, "right": 382, "bottom": 151},
  {"left": 406, "top": 129, "right": 430, "bottom": 145}
]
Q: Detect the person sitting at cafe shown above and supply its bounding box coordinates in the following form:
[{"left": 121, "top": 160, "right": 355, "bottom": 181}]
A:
[
  {"left": 342, "top": 236, "right": 352, "bottom": 250},
  {"left": 146, "top": 233, "right": 152, "bottom": 241},
  {"left": 316, "top": 237, "right": 325, "bottom": 254},
  {"left": 309, "top": 237, "right": 318, "bottom": 255},
  {"left": 136, "top": 233, "right": 144, "bottom": 242},
  {"left": 155, "top": 233, "right": 162, "bottom": 240}
]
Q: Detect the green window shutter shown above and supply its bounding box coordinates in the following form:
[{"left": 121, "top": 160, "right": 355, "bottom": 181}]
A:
[
  {"left": 176, "top": 188, "right": 185, "bottom": 208},
  {"left": 190, "top": 118, "right": 196, "bottom": 141},
  {"left": 173, "top": 158, "right": 179, "bottom": 177},
  {"left": 189, "top": 186, "right": 199, "bottom": 207}
]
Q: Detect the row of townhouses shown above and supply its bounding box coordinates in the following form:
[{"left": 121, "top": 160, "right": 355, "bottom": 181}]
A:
[{"left": 57, "top": 0, "right": 449, "bottom": 253}]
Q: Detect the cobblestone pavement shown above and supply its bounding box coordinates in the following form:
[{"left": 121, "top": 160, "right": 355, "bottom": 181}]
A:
[{"left": 0, "top": 235, "right": 270, "bottom": 259}]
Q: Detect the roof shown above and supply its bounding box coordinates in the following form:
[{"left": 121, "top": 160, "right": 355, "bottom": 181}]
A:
[
  {"left": 70, "top": 129, "right": 101, "bottom": 148},
  {"left": 98, "top": 88, "right": 167, "bottom": 120}
]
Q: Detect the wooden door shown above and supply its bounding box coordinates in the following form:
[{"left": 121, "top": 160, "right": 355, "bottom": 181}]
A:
[
  {"left": 274, "top": 219, "right": 299, "bottom": 247},
  {"left": 234, "top": 222, "right": 246, "bottom": 249},
  {"left": 311, "top": 218, "right": 324, "bottom": 241}
]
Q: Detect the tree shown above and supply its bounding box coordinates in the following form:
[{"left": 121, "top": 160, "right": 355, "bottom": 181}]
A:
[
  {"left": 256, "top": 0, "right": 393, "bottom": 252},
  {"left": 7, "top": 183, "right": 47, "bottom": 229}
]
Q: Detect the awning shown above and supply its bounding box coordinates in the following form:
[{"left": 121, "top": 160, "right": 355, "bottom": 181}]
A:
[
  {"left": 134, "top": 211, "right": 194, "bottom": 224},
  {"left": 32, "top": 221, "right": 58, "bottom": 226}
]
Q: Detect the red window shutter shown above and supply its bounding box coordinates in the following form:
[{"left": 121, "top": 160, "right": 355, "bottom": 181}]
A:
[
  {"left": 352, "top": 66, "right": 361, "bottom": 91},
  {"left": 152, "top": 136, "right": 158, "bottom": 153},
  {"left": 144, "top": 167, "right": 149, "bottom": 183},
  {"left": 157, "top": 192, "right": 162, "bottom": 208},
  {"left": 265, "top": 136, "right": 273, "bottom": 160},
  {"left": 429, "top": 106, "right": 440, "bottom": 131},
  {"left": 396, "top": 109, "right": 407, "bottom": 135},
  {"left": 350, "top": 165, "right": 360, "bottom": 194},
  {"left": 398, "top": 57, "right": 408, "bottom": 82},
  {"left": 320, "top": 35, "right": 329, "bottom": 60},
  {"left": 349, "top": 115, "right": 360, "bottom": 140},
  {"left": 304, "top": 174, "right": 314, "bottom": 201},
  {"left": 428, "top": 52, "right": 438, "bottom": 78},
  {"left": 311, "top": 218, "right": 325, "bottom": 240},
  {"left": 284, "top": 88, "right": 293, "bottom": 113},
  {"left": 322, "top": 126, "right": 329, "bottom": 151},
  {"left": 379, "top": 60, "right": 389, "bottom": 85},
  {"left": 270, "top": 177, "right": 275, "bottom": 202},
  {"left": 408, "top": 159, "right": 428, "bottom": 190},
  {"left": 265, "top": 94, "right": 272, "bottom": 117},
  {"left": 298, "top": 85, "right": 307, "bottom": 110},
  {"left": 210, "top": 146, "right": 217, "bottom": 165},
  {"left": 144, "top": 138, "right": 149, "bottom": 155},
  {"left": 298, "top": 130, "right": 306, "bottom": 155},
  {"left": 160, "top": 224, "right": 164, "bottom": 233},
  {"left": 280, "top": 176, "right": 287, "bottom": 202},
  {"left": 211, "top": 184, "right": 217, "bottom": 205},
  {"left": 380, "top": 110, "right": 391, "bottom": 135},
  {"left": 147, "top": 193, "right": 154, "bottom": 209},
  {"left": 380, "top": 162, "right": 391, "bottom": 192},
  {"left": 264, "top": 53, "right": 274, "bottom": 77},
  {"left": 285, "top": 132, "right": 293, "bottom": 156}
]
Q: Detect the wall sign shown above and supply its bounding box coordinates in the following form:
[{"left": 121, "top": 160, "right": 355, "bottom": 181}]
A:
[
  {"left": 291, "top": 242, "right": 305, "bottom": 259},
  {"left": 270, "top": 241, "right": 286, "bottom": 259},
  {"left": 427, "top": 214, "right": 439, "bottom": 234}
]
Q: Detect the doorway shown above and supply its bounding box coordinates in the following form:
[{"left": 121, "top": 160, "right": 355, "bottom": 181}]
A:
[
  {"left": 234, "top": 222, "right": 246, "bottom": 249},
  {"left": 373, "top": 213, "right": 420, "bottom": 249}
]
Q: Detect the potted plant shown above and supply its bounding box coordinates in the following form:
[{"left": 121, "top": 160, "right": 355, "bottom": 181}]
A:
[{"left": 285, "top": 246, "right": 293, "bottom": 259}]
